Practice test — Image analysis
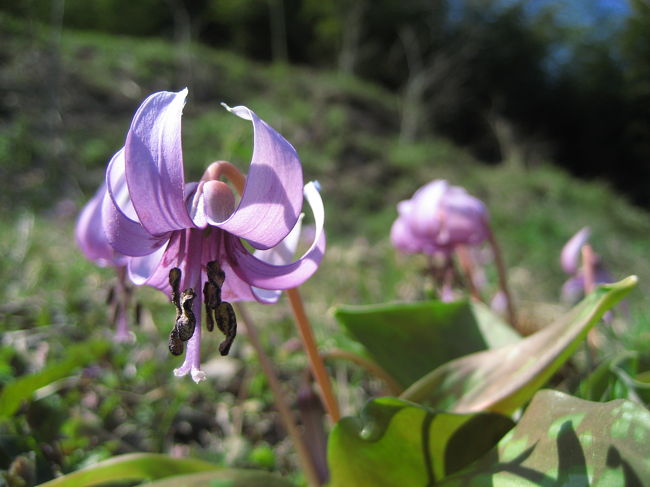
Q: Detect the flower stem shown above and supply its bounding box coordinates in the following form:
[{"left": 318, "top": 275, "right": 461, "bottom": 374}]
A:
[
  {"left": 581, "top": 244, "right": 596, "bottom": 293},
  {"left": 286, "top": 288, "right": 341, "bottom": 423},
  {"left": 486, "top": 227, "right": 518, "bottom": 331},
  {"left": 234, "top": 303, "right": 321, "bottom": 487},
  {"left": 455, "top": 245, "right": 483, "bottom": 302}
]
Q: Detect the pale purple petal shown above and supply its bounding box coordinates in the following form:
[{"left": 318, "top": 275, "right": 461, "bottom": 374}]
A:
[
  {"left": 125, "top": 89, "right": 194, "bottom": 235},
  {"left": 213, "top": 104, "right": 303, "bottom": 250},
  {"left": 251, "top": 214, "right": 305, "bottom": 302},
  {"left": 103, "top": 149, "right": 170, "bottom": 257},
  {"left": 561, "top": 227, "right": 591, "bottom": 275},
  {"left": 562, "top": 275, "right": 585, "bottom": 303},
  {"left": 436, "top": 186, "right": 489, "bottom": 246},
  {"left": 128, "top": 245, "right": 168, "bottom": 289},
  {"left": 390, "top": 216, "right": 424, "bottom": 254},
  {"left": 226, "top": 181, "right": 324, "bottom": 289},
  {"left": 76, "top": 183, "right": 126, "bottom": 266},
  {"left": 408, "top": 179, "right": 448, "bottom": 238}
]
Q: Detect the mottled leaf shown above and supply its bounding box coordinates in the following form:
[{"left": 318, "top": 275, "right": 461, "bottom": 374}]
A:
[
  {"left": 400, "top": 277, "right": 637, "bottom": 414},
  {"left": 334, "top": 299, "right": 520, "bottom": 388},
  {"left": 438, "top": 390, "right": 650, "bottom": 486},
  {"left": 35, "top": 453, "right": 219, "bottom": 487},
  {"left": 0, "top": 340, "right": 109, "bottom": 421},
  {"left": 327, "top": 397, "right": 514, "bottom": 487}
]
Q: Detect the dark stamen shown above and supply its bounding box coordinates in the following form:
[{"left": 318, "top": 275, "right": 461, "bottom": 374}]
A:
[
  {"left": 175, "top": 288, "right": 196, "bottom": 341},
  {"left": 216, "top": 301, "right": 237, "bottom": 356},
  {"left": 203, "top": 260, "right": 224, "bottom": 333},
  {"left": 207, "top": 261, "right": 225, "bottom": 288},
  {"left": 169, "top": 267, "right": 182, "bottom": 315},
  {"left": 202, "top": 261, "right": 237, "bottom": 355},
  {"left": 168, "top": 327, "right": 184, "bottom": 356}
]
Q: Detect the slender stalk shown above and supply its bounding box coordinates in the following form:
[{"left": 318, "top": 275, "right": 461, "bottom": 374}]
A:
[
  {"left": 581, "top": 244, "right": 596, "bottom": 293},
  {"left": 234, "top": 303, "right": 321, "bottom": 487},
  {"left": 581, "top": 243, "right": 600, "bottom": 349},
  {"left": 486, "top": 227, "right": 518, "bottom": 330},
  {"left": 321, "top": 349, "right": 403, "bottom": 396},
  {"left": 454, "top": 245, "right": 483, "bottom": 302},
  {"left": 286, "top": 288, "right": 341, "bottom": 423}
]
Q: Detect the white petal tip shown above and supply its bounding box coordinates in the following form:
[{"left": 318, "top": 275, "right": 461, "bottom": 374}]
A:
[
  {"left": 173, "top": 366, "right": 207, "bottom": 383},
  {"left": 191, "top": 369, "right": 207, "bottom": 383},
  {"left": 221, "top": 103, "right": 252, "bottom": 120},
  {"left": 307, "top": 180, "right": 322, "bottom": 193}
]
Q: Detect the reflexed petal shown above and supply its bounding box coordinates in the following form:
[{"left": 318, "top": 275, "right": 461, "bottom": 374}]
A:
[
  {"left": 254, "top": 213, "right": 304, "bottom": 265},
  {"left": 128, "top": 244, "right": 168, "bottom": 289},
  {"left": 251, "top": 214, "right": 305, "bottom": 302},
  {"left": 561, "top": 226, "right": 591, "bottom": 274},
  {"left": 408, "top": 179, "right": 448, "bottom": 237},
  {"left": 226, "top": 181, "right": 324, "bottom": 289},
  {"left": 125, "top": 89, "right": 194, "bottom": 235},
  {"left": 103, "top": 149, "right": 170, "bottom": 257},
  {"left": 390, "top": 217, "right": 423, "bottom": 254},
  {"left": 216, "top": 104, "right": 303, "bottom": 250},
  {"left": 76, "top": 183, "right": 126, "bottom": 266}
]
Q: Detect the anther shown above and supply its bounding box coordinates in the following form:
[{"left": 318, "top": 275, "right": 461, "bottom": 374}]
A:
[
  {"left": 175, "top": 288, "right": 197, "bottom": 342},
  {"left": 203, "top": 260, "right": 225, "bottom": 333},
  {"left": 207, "top": 261, "right": 225, "bottom": 288},
  {"left": 169, "top": 267, "right": 182, "bottom": 313},
  {"left": 168, "top": 327, "right": 184, "bottom": 356},
  {"left": 215, "top": 301, "right": 237, "bottom": 356}
]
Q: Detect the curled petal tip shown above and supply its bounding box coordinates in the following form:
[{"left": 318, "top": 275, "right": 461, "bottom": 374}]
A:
[
  {"left": 191, "top": 368, "right": 207, "bottom": 383},
  {"left": 173, "top": 365, "right": 207, "bottom": 383},
  {"left": 561, "top": 226, "right": 592, "bottom": 275},
  {"left": 308, "top": 180, "right": 322, "bottom": 193},
  {"left": 221, "top": 102, "right": 253, "bottom": 121}
]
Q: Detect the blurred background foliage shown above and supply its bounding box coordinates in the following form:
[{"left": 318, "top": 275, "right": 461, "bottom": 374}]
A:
[
  {"left": 2, "top": 0, "right": 650, "bottom": 205},
  {"left": 1, "top": 0, "right": 650, "bottom": 484}
]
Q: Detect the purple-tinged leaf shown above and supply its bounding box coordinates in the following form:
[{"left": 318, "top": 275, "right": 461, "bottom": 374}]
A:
[{"left": 400, "top": 276, "right": 638, "bottom": 414}]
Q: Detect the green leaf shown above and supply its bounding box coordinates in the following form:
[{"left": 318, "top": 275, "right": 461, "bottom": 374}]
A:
[
  {"left": 35, "top": 453, "right": 220, "bottom": 487},
  {"left": 400, "top": 276, "right": 637, "bottom": 414},
  {"left": 327, "top": 397, "right": 514, "bottom": 487},
  {"left": 438, "top": 390, "right": 650, "bottom": 486},
  {"left": 334, "top": 299, "right": 520, "bottom": 388},
  {"left": 139, "top": 470, "right": 297, "bottom": 487},
  {"left": 0, "top": 340, "right": 109, "bottom": 420}
]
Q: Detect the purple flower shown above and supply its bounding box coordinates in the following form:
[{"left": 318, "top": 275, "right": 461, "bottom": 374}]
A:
[
  {"left": 390, "top": 180, "right": 489, "bottom": 256},
  {"left": 560, "top": 227, "right": 613, "bottom": 303},
  {"left": 91, "top": 89, "right": 324, "bottom": 382},
  {"left": 76, "top": 184, "right": 132, "bottom": 342}
]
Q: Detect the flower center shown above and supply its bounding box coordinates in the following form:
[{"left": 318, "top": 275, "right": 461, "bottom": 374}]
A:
[{"left": 167, "top": 262, "right": 237, "bottom": 357}]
